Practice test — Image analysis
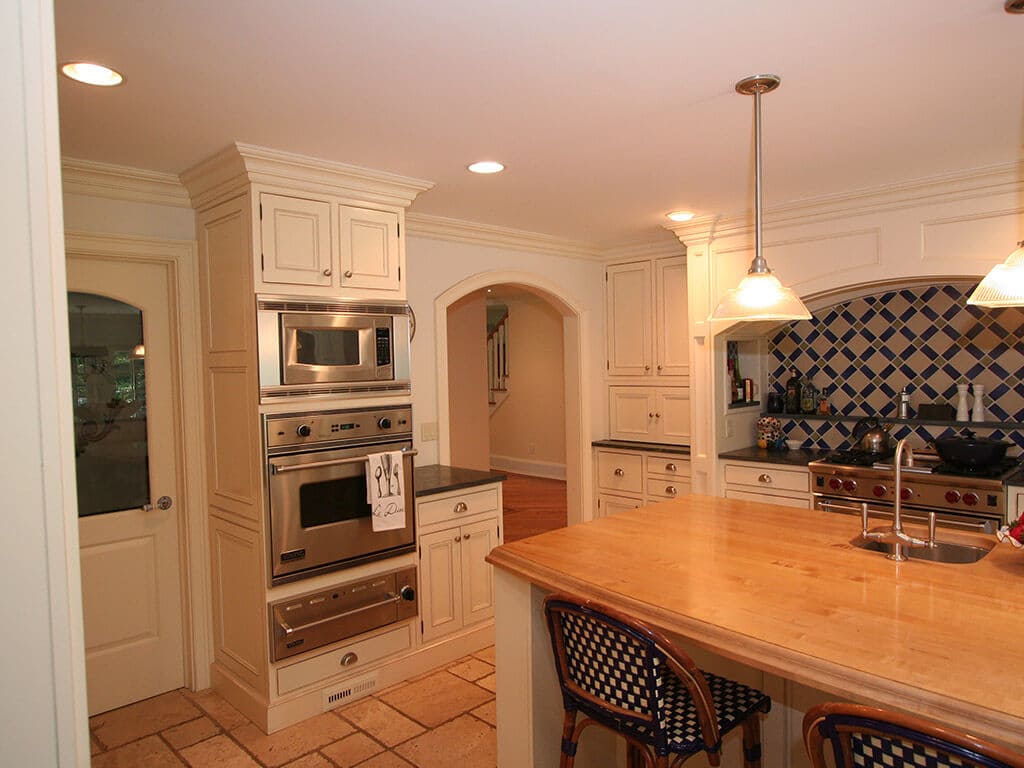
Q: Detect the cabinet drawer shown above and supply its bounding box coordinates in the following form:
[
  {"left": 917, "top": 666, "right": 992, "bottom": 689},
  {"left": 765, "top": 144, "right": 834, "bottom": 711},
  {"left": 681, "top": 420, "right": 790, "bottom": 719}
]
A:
[
  {"left": 646, "top": 478, "right": 691, "bottom": 500},
  {"left": 596, "top": 451, "right": 643, "bottom": 493},
  {"left": 724, "top": 463, "right": 808, "bottom": 493},
  {"left": 645, "top": 455, "right": 690, "bottom": 479},
  {"left": 417, "top": 487, "right": 500, "bottom": 528},
  {"left": 724, "top": 488, "right": 810, "bottom": 509},
  {"left": 276, "top": 622, "right": 411, "bottom": 695}
]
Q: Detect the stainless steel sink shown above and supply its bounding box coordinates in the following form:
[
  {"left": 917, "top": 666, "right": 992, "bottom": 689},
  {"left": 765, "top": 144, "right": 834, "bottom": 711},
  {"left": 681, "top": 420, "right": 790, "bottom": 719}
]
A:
[{"left": 853, "top": 537, "right": 993, "bottom": 564}]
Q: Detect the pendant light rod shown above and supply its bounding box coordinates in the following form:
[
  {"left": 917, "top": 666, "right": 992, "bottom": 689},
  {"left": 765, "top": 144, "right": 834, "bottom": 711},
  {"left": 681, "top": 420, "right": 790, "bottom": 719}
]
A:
[{"left": 736, "top": 74, "right": 780, "bottom": 276}]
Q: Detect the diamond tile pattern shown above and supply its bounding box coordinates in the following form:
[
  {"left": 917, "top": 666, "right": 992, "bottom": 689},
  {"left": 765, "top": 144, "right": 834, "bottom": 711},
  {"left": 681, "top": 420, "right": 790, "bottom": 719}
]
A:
[{"left": 768, "top": 284, "right": 1024, "bottom": 450}]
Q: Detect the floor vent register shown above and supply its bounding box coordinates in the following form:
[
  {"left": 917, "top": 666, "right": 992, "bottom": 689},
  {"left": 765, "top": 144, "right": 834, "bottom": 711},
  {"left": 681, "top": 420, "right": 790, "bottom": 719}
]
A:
[{"left": 322, "top": 673, "right": 378, "bottom": 711}]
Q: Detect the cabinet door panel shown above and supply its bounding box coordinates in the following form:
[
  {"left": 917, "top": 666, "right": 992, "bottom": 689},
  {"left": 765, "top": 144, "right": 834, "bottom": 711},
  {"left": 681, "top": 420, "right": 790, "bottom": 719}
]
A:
[
  {"left": 260, "top": 194, "right": 332, "bottom": 286},
  {"left": 460, "top": 519, "right": 497, "bottom": 626},
  {"left": 419, "top": 529, "right": 461, "bottom": 642},
  {"left": 608, "top": 387, "right": 655, "bottom": 441},
  {"left": 655, "top": 257, "right": 689, "bottom": 377},
  {"left": 339, "top": 206, "right": 401, "bottom": 293},
  {"left": 655, "top": 388, "right": 691, "bottom": 444},
  {"left": 606, "top": 262, "right": 652, "bottom": 376},
  {"left": 596, "top": 493, "right": 643, "bottom": 519}
]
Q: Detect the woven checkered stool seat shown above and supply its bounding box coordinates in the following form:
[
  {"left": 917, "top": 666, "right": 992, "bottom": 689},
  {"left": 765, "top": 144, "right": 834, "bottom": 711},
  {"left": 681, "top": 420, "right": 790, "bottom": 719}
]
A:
[
  {"left": 544, "top": 594, "right": 771, "bottom": 768},
  {"left": 804, "top": 703, "right": 1024, "bottom": 768}
]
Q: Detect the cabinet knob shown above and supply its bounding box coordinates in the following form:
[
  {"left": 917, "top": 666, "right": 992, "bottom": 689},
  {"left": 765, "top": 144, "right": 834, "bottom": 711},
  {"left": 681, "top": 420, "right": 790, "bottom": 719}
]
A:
[
  {"left": 614, "top": 468, "right": 625, "bottom": 477},
  {"left": 648, "top": 412, "right": 655, "bottom": 419},
  {"left": 454, "top": 501, "right": 468, "bottom": 514},
  {"left": 666, "top": 463, "right": 677, "bottom": 472},
  {"left": 454, "top": 535, "right": 462, "bottom": 543},
  {"left": 340, "top": 652, "right": 358, "bottom": 667},
  {"left": 666, "top": 485, "right": 677, "bottom": 496},
  {"left": 657, "top": 365, "right": 663, "bottom": 372},
  {"left": 758, "top": 473, "right": 772, "bottom": 484},
  {"left": 644, "top": 364, "right": 651, "bottom": 371},
  {"left": 464, "top": 532, "right": 472, "bottom": 540},
  {"left": 655, "top": 412, "right": 661, "bottom": 419},
  {"left": 322, "top": 268, "right": 332, "bottom": 277},
  {"left": 344, "top": 270, "right": 354, "bottom": 278}
]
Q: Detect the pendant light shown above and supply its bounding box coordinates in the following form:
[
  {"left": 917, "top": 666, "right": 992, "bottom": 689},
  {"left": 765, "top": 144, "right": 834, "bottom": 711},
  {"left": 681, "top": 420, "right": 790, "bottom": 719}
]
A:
[
  {"left": 966, "top": 241, "right": 1024, "bottom": 307},
  {"left": 712, "top": 75, "right": 811, "bottom": 321}
]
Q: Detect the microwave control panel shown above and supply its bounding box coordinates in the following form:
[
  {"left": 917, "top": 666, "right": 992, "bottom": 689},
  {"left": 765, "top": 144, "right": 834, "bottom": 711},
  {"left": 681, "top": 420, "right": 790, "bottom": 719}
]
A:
[
  {"left": 265, "top": 405, "right": 412, "bottom": 449},
  {"left": 375, "top": 327, "right": 392, "bottom": 366}
]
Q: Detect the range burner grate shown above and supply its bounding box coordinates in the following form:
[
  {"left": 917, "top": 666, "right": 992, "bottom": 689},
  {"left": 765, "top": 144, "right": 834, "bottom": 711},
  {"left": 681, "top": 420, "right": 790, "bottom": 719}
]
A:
[
  {"left": 931, "top": 457, "right": 1024, "bottom": 480},
  {"left": 822, "top": 448, "right": 894, "bottom": 467}
]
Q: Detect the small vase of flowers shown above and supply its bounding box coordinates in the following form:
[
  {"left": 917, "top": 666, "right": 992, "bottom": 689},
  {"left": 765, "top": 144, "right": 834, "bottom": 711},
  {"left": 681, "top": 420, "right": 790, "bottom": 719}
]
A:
[{"left": 996, "top": 517, "right": 1024, "bottom": 549}]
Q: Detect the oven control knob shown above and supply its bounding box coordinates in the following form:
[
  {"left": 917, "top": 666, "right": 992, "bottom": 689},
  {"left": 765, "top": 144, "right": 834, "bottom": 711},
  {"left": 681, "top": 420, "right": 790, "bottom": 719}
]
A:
[
  {"left": 900, "top": 487, "right": 913, "bottom": 501},
  {"left": 872, "top": 484, "right": 887, "bottom": 498},
  {"left": 399, "top": 585, "right": 416, "bottom": 601},
  {"left": 945, "top": 490, "right": 962, "bottom": 504},
  {"left": 296, "top": 424, "right": 312, "bottom": 438},
  {"left": 378, "top": 417, "right": 393, "bottom": 430},
  {"left": 828, "top": 477, "right": 843, "bottom": 491},
  {"left": 842, "top": 479, "right": 857, "bottom": 493},
  {"left": 963, "top": 492, "right": 979, "bottom": 507}
]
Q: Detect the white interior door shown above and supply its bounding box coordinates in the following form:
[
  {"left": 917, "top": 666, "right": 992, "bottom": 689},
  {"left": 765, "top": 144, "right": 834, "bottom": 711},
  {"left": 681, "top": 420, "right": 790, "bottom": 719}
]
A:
[{"left": 67, "top": 254, "right": 185, "bottom": 716}]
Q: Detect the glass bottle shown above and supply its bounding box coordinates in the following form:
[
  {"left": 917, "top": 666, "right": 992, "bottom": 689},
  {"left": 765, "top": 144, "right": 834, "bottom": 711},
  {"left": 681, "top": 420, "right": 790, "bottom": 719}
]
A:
[
  {"left": 817, "top": 386, "right": 831, "bottom": 415},
  {"left": 785, "top": 368, "right": 801, "bottom": 414},
  {"left": 801, "top": 381, "right": 818, "bottom": 414}
]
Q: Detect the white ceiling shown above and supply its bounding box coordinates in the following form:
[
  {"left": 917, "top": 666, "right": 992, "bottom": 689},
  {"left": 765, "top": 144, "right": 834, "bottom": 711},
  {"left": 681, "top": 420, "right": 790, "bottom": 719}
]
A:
[{"left": 54, "top": 1, "right": 1024, "bottom": 246}]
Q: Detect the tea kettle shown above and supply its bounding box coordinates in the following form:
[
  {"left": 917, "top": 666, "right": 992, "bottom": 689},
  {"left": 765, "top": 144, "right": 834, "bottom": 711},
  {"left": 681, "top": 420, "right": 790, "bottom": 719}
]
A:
[{"left": 853, "top": 417, "right": 894, "bottom": 454}]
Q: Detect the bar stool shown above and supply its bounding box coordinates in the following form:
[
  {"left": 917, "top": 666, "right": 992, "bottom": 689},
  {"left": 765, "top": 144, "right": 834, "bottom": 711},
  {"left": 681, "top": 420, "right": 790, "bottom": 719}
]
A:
[
  {"left": 803, "top": 702, "right": 1024, "bottom": 768},
  {"left": 543, "top": 593, "right": 771, "bottom": 768}
]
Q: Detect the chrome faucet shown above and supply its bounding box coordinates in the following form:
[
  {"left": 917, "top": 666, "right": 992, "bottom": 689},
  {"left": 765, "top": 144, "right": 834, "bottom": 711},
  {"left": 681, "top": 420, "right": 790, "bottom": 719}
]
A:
[{"left": 862, "top": 437, "right": 929, "bottom": 560}]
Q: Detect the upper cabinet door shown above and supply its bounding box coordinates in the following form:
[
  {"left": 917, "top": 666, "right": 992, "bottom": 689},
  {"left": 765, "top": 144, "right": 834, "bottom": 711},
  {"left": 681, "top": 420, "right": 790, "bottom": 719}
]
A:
[
  {"left": 260, "top": 193, "right": 332, "bottom": 286},
  {"left": 606, "top": 261, "right": 652, "bottom": 376},
  {"left": 339, "top": 206, "right": 402, "bottom": 293},
  {"left": 655, "top": 256, "right": 689, "bottom": 378}
]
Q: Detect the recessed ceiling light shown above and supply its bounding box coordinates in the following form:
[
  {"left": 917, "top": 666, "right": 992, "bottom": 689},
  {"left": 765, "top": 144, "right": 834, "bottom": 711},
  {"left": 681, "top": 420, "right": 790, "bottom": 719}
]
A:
[
  {"left": 468, "top": 161, "right": 505, "bottom": 174},
  {"left": 666, "top": 211, "right": 695, "bottom": 222},
  {"left": 61, "top": 61, "right": 124, "bottom": 87}
]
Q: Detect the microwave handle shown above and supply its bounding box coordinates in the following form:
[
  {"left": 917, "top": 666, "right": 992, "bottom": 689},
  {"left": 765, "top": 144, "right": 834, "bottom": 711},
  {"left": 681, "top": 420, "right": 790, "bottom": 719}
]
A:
[{"left": 270, "top": 448, "right": 419, "bottom": 475}]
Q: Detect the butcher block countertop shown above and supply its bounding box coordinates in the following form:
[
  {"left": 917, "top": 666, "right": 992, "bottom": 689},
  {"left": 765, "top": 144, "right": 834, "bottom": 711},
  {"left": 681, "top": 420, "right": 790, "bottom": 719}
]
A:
[{"left": 487, "top": 495, "right": 1024, "bottom": 747}]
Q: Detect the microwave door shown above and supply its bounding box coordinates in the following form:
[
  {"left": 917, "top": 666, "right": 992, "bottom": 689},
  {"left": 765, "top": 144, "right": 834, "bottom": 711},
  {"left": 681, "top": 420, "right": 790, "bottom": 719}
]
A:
[{"left": 280, "top": 313, "right": 377, "bottom": 385}]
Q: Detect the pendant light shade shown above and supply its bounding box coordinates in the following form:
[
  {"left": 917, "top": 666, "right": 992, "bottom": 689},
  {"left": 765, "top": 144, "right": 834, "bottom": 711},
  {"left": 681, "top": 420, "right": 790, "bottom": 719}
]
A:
[
  {"left": 712, "top": 74, "right": 811, "bottom": 322},
  {"left": 966, "top": 241, "right": 1024, "bottom": 307}
]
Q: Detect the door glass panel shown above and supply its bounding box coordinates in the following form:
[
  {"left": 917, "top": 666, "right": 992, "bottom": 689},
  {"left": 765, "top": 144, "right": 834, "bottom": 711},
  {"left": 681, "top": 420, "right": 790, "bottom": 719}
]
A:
[
  {"left": 299, "top": 475, "right": 371, "bottom": 527},
  {"left": 68, "top": 292, "right": 149, "bottom": 516},
  {"left": 295, "top": 328, "right": 360, "bottom": 366}
]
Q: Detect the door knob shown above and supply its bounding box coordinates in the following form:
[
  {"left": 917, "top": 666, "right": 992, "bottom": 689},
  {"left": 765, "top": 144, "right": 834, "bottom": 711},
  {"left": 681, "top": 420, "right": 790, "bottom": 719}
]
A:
[
  {"left": 143, "top": 496, "right": 173, "bottom": 512},
  {"left": 614, "top": 468, "right": 625, "bottom": 477},
  {"left": 322, "top": 268, "right": 332, "bottom": 277},
  {"left": 344, "top": 270, "right": 354, "bottom": 278}
]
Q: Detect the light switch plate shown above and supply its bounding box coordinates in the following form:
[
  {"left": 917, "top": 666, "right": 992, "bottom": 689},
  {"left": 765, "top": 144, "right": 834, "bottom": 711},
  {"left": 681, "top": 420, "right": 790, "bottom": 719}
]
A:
[{"left": 420, "top": 421, "right": 438, "bottom": 441}]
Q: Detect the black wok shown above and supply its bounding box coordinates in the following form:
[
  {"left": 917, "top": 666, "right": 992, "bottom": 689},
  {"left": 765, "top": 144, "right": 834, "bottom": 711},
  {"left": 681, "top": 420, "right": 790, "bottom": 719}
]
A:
[{"left": 933, "top": 429, "right": 1010, "bottom": 468}]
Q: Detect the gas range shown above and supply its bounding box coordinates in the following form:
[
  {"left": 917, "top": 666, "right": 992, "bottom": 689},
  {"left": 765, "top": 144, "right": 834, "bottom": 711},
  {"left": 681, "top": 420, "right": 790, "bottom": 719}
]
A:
[{"left": 808, "top": 450, "right": 1022, "bottom": 531}]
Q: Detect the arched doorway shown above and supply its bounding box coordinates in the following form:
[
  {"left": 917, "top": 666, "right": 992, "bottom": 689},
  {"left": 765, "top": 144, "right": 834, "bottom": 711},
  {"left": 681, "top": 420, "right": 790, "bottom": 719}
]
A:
[{"left": 434, "top": 271, "right": 592, "bottom": 528}]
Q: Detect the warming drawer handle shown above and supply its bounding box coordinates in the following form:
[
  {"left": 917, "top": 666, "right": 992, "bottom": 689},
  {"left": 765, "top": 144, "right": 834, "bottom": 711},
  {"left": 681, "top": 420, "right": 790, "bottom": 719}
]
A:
[
  {"left": 276, "top": 593, "right": 402, "bottom": 635},
  {"left": 270, "top": 448, "right": 419, "bottom": 475},
  {"left": 758, "top": 473, "right": 772, "bottom": 484}
]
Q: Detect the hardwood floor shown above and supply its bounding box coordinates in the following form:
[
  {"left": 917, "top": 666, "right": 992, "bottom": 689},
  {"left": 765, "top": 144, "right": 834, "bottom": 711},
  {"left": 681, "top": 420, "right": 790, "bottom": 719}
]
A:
[{"left": 499, "top": 472, "right": 567, "bottom": 543}]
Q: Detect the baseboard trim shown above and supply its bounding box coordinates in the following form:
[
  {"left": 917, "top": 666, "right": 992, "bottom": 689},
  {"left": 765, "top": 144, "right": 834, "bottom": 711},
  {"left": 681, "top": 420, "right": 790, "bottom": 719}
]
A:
[{"left": 490, "top": 455, "right": 567, "bottom": 481}]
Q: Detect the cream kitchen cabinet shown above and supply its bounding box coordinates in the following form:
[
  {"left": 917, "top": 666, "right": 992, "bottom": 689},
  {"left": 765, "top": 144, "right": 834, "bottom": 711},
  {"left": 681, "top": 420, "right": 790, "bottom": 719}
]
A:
[
  {"left": 606, "top": 256, "right": 688, "bottom": 380},
  {"left": 260, "top": 192, "right": 403, "bottom": 296},
  {"left": 722, "top": 460, "right": 811, "bottom": 509},
  {"left": 594, "top": 447, "right": 691, "bottom": 517},
  {"left": 417, "top": 483, "right": 503, "bottom": 643},
  {"left": 609, "top": 386, "right": 691, "bottom": 445}
]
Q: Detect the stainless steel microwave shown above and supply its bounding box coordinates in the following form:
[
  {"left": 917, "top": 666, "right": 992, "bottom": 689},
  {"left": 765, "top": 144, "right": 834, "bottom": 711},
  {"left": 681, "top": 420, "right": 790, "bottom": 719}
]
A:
[{"left": 256, "top": 296, "right": 412, "bottom": 400}]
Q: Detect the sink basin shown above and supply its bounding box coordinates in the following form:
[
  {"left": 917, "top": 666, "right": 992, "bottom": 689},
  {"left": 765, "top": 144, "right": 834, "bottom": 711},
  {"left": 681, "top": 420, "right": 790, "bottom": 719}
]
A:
[{"left": 853, "top": 537, "right": 993, "bottom": 564}]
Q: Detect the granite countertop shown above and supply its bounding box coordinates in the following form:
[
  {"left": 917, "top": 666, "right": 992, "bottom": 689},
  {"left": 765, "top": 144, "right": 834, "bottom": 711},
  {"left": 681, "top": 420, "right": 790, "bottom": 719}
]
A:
[
  {"left": 718, "top": 445, "right": 831, "bottom": 466},
  {"left": 591, "top": 439, "right": 690, "bottom": 456},
  {"left": 414, "top": 464, "right": 507, "bottom": 497}
]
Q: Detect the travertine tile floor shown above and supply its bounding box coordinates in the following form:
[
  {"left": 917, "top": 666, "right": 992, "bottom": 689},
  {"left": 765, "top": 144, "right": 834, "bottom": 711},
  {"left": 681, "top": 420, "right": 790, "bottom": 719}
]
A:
[{"left": 89, "top": 646, "right": 498, "bottom": 768}]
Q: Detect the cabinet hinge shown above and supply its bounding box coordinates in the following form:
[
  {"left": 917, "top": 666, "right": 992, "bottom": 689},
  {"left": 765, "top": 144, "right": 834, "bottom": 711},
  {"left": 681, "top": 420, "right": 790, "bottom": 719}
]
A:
[
  {"left": 606, "top": 359, "right": 610, "bottom": 370},
  {"left": 259, "top": 203, "right": 262, "bottom": 219},
  {"left": 398, "top": 266, "right": 401, "bottom": 281},
  {"left": 420, "top": 619, "right": 424, "bottom": 633},
  {"left": 418, "top": 545, "right": 421, "bottom": 558},
  {"left": 497, "top": 524, "right": 501, "bottom": 539},
  {"left": 397, "top": 222, "right": 401, "bottom": 238},
  {"left": 261, "top": 253, "right": 265, "bottom": 270}
]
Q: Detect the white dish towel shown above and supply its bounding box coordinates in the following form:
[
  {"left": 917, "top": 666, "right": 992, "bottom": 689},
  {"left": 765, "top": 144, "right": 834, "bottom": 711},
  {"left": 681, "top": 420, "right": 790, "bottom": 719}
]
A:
[{"left": 366, "top": 451, "right": 406, "bottom": 532}]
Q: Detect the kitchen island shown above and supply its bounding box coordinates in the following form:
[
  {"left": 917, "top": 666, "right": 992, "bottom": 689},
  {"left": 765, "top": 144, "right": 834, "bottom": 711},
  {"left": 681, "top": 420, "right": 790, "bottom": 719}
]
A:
[{"left": 486, "top": 495, "right": 1024, "bottom": 767}]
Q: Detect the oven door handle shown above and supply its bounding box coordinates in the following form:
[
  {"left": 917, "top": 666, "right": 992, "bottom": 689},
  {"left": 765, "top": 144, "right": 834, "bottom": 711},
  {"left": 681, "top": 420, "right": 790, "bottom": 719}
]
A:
[
  {"left": 817, "top": 498, "right": 996, "bottom": 532},
  {"left": 276, "top": 593, "right": 401, "bottom": 635},
  {"left": 270, "top": 448, "right": 418, "bottom": 475}
]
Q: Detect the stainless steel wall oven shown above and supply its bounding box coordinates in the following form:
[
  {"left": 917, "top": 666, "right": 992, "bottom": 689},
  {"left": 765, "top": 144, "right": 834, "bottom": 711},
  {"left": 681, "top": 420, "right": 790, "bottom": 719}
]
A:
[{"left": 264, "top": 405, "right": 415, "bottom": 584}]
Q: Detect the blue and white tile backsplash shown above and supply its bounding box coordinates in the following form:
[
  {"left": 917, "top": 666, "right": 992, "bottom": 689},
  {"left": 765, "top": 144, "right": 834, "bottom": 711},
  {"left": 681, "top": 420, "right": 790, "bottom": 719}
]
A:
[{"left": 767, "top": 284, "right": 1024, "bottom": 452}]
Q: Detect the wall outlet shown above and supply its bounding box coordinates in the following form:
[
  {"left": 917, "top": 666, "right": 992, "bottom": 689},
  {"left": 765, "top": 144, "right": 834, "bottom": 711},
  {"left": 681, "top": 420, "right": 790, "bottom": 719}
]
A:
[
  {"left": 421, "top": 422, "right": 438, "bottom": 441},
  {"left": 725, "top": 419, "right": 735, "bottom": 438},
  {"left": 528, "top": 442, "right": 536, "bottom": 455}
]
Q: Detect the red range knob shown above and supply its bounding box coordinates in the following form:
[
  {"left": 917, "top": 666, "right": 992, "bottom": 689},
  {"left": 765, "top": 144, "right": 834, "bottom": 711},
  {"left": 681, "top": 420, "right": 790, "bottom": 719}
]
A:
[
  {"left": 945, "top": 490, "right": 961, "bottom": 504},
  {"left": 828, "top": 477, "right": 842, "bottom": 491},
  {"left": 842, "top": 479, "right": 857, "bottom": 493},
  {"left": 963, "top": 492, "right": 979, "bottom": 507},
  {"left": 872, "top": 484, "right": 887, "bottom": 498},
  {"left": 900, "top": 487, "right": 913, "bottom": 501}
]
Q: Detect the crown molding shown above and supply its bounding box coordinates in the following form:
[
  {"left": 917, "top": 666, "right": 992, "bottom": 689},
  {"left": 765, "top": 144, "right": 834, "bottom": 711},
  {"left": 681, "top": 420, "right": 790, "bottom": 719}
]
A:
[
  {"left": 666, "top": 160, "right": 1024, "bottom": 244},
  {"left": 180, "top": 142, "right": 435, "bottom": 210},
  {"left": 600, "top": 235, "right": 685, "bottom": 262},
  {"left": 61, "top": 158, "right": 191, "bottom": 208},
  {"left": 405, "top": 212, "right": 604, "bottom": 261}
]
